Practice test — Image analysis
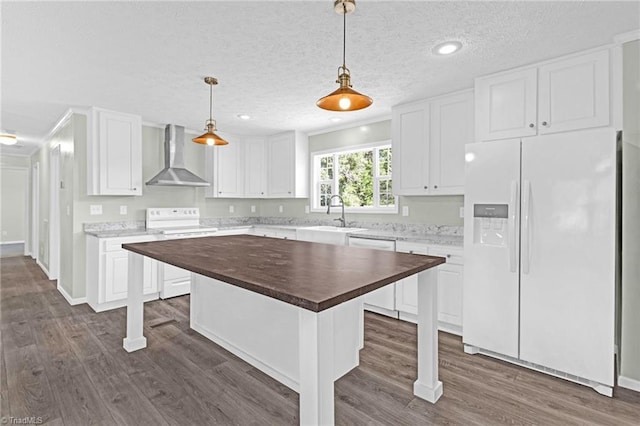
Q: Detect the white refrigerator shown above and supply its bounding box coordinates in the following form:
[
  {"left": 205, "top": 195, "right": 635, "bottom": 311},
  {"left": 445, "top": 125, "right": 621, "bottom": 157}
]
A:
[{"left": 463, "top": 127, "right": 617, "bottom": 395}]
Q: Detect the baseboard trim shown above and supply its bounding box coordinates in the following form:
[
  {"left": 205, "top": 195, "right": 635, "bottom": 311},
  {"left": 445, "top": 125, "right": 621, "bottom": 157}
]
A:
[
  {"left": 58, "top": 285, "right": 87, "bottom": 306},
  {"left": 618, "top": 375, "right": 640, "bottom": 392},
  {"left": 36, "top": 259, "right": 50, "bottom": 278}
]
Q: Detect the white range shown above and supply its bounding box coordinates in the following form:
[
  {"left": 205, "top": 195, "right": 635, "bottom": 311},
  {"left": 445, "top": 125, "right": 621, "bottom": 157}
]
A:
[{"left": 147, "top": 207, "right": 218, "bottom": 298}]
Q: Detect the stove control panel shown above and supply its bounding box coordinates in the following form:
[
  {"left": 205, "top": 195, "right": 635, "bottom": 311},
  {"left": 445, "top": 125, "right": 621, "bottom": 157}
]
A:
[{"left": 146, "top": 207, "right": 201, "bottom": 229}]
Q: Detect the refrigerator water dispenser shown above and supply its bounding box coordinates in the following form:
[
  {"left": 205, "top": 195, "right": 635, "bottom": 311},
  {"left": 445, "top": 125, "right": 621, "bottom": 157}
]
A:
[{"left": 473, "top": 204, "right": 508, "bottom": 246}]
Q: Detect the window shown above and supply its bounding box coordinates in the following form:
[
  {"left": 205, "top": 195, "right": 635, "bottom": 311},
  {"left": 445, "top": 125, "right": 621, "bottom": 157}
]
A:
[{"left": 312, "top": 142, "right": 396, "bottom": 213}]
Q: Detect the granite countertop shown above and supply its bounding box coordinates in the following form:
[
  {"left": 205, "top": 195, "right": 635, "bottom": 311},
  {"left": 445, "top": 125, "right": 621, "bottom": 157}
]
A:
[
  {"left": 347, "top": 229, "right": 463, "bottom": 247},
  {"left": 123, "top": 235, "right": 445, "bottom": 312},
  {"left": 84, "top": 220, "right": 463, "bottom": 247}
]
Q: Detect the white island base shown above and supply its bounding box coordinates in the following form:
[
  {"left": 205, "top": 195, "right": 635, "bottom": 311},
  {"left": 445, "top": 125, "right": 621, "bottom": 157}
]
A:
[{"left": 123, "top": 251, "right": 443, "bottom": 425}]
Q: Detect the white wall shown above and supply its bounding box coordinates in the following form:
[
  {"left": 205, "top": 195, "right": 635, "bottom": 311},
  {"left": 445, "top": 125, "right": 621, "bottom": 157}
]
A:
[{"left": 0, "top": 157, "right": 29, "bottom": 243}]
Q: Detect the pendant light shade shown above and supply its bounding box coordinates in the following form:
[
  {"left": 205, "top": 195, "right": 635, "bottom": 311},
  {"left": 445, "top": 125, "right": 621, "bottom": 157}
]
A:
[
  {"left": 317, "top": 0, "right": 372, "bottom": 112},
  {"left": 193, "top": 77, "right": 229, "bottom": 146}
]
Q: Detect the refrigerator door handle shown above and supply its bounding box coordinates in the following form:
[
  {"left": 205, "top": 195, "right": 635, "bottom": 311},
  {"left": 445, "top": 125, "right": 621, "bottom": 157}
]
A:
[
  {"left": 509, "top": 180, "right": 518, "bottom": 273},
  {"left": 522, "top": 180, "right": 531, "bottom": 274}
]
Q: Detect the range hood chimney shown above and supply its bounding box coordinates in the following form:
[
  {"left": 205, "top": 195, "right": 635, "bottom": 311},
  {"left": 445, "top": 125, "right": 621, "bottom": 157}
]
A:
[{"left": 146, "top": 124, "right": 210, "bottom": 187}]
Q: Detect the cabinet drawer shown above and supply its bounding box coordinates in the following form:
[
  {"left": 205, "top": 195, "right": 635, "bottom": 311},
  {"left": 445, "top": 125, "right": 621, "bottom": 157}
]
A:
[{"left": 429, "top": 246, "right": 463, "bottom": 265}]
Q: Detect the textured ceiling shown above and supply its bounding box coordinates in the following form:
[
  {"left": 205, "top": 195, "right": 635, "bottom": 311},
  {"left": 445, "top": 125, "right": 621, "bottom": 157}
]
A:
[{"left": 1, "top": 1, "right": 639, "bottom": 156}]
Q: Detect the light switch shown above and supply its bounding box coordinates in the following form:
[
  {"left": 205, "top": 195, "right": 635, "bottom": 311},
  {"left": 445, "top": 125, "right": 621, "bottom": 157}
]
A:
[
  {"left": 229, "top": 205, "right": 235, "bottom": 213},
  {"left": 278, "top": 205, "right": 284, "bottom": 213},
  {"left": 251, "top": 205, "right": 256, "bottom": 213},
  {"left": 120, "top": 205, "right": 127, "bottom": 215},
  {"left": 305, "top": 205, "right": 310, "bottom": 214},
  {"left": 402, "top": 206, "right": 409, "bottom": 217},
  {"left": 90, "top": 205, "right": 102, "bottom": 215},
  {"left": 66, "top": 205, "right": 71, "bottom": 216},
  {"left": 460, "top": 207, "right": 465, "bottom": 218}
]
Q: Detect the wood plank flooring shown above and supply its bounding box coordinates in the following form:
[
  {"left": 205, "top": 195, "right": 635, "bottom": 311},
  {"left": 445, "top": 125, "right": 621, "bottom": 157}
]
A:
[{"left": 1, "top": 255, "right": 639, "bottom": 425}]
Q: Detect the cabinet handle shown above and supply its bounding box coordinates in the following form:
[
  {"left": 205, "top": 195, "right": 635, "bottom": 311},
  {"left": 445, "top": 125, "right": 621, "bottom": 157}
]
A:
[
  {"left": 288, "top": 191, "right": 292, "bottom": 194},
  {"left": 423, "top": 185, "right": 428, "bottom": 189},
  {"left": 409, "top": 250, "right": 414, "bottom": 254},
  {"left": 434, "top": 185, "right": 438, "bottom": 189},
  {"left": 529, "top": 123, "right": 535, "bottom": 128},
  {"left": 541, "top": 121, "right": 548, "bottom": 126},
  {"left": 446, "top": 254, "right": 451, "bottom": 258},
  {"left": 261, "top": 192, "right": 264, "bottom": 195},
  {"left": 219, "top": 191, "right": 222, "bottom": 194}
]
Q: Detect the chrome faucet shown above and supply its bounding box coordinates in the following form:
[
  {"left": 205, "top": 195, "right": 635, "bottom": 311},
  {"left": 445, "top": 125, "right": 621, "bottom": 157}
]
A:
[{"left": 327, "top": 194, "right": 346, "bottom": 227}]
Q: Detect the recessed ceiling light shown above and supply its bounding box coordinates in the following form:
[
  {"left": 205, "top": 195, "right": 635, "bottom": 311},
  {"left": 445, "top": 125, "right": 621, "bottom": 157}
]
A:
[
  {"left": 237, "top": 114, "right": 251, "bottom": 120},
  {"left": 0, "top": 133, "right": 17, "bottom": 145},
  {"left": 433, "top": 41, "right": 463, "bottom": 55},
  {"left": 330, "top": 117, "right": 342, "bottom": 123}
]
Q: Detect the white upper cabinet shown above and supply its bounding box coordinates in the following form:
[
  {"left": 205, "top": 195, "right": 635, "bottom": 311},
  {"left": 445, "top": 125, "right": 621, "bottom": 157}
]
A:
[
  {"left": 244, "top": 137, "right": 267, "bottom": 198},
  {"left": 266, "top": 131, "right": 308, "bottom": 198},
  {"left": 476, "top": 49, "right": 610, "bottom": 141},
  {"left": 392, "top": 100, "right": 430, "bottom": 195},
  {"left": 392, "top": 90, "right": 473, "bottom": 196},
  {"left": 476, "top": 68, "right": 538, "bottom": 141},
  {"left": 537, "top": 49, "right": 610, "bottom": 134},
  {"left": 87, "top": 107, "right": 143, "bottom": 196},
  {"left": 205, "top": 132, "right": 244, "bottom": 198},
  {"left": 429, "top": 91, "right": 474, "bottom": 195}
]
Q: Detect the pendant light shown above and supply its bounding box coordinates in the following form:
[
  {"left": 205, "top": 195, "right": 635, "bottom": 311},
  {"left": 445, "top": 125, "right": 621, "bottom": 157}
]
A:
[
  {"left": 193, "top": 77, "right": 229, "bottom": 146},
  {"left": 317, "top": 0, "right": 372, "bottom": 112}
]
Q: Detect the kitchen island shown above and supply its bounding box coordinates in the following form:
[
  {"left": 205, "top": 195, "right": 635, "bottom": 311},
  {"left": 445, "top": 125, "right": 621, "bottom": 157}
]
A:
[{"left": 122, "top": 235, "right": 445, "bottom": 425}]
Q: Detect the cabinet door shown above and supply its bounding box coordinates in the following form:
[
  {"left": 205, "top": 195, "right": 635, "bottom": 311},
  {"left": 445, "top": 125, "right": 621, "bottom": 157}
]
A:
[
  {"left": 430, "top": 247, "right": 464, "bottom": 332},
  {"left": 395, "top": 242, "right": 429, "bottom": 315},
  {"left": 348, "top": 238, "right": 396, "bottom": 311},
  {"left": 538, "top": 50, "right": 609, "bottom": 134},
  {"left": 267, "top": 133, "right": 294, "bottom": 197},
  {"left": 244, "top": 138, "right": 267, "bottom": 197},
  {"left": 95, "top": 109, "right": 142, "bottom": 195},
  {"left": 104, "top": 251, "right": 129, "bottom": 302},
  {"left": 392, "top": 101, "right": 430, "bottom": 195},
  {"left": 216, "top": 137, "right": 244, "bottom": 197},
  {"left": 476, "top": 68, "right": 537, "bottom": 141},
  {"left": 429, "top": 91, "right": 474, "bottom": 195}
]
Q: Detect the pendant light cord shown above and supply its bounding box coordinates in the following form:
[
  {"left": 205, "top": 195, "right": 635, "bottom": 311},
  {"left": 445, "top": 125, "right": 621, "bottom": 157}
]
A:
[
  {"left": 342, "top": 3, "right": 347, "bottom": 68},
  {"left": 209, "top": 82, "right": 213, "bottom": 121}
]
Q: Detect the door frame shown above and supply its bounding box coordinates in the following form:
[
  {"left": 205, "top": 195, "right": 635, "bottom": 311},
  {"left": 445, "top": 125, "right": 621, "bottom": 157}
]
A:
[
  {"left": 31, "top": 162, "right": 39, "bottom": 261},
  {"left": 49, "top": 145, "right": 60, "bottom": 280}
]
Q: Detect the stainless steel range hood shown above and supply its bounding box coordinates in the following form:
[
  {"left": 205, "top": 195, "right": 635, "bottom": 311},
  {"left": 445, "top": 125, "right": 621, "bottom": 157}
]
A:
[{"left": 146, "top": 124, "right": 210, "bottom": 187}]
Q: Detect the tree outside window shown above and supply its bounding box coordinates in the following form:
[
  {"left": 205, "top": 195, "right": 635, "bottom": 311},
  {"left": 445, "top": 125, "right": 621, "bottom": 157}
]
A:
[{"left": 313, "top": 143, "right": 395, "bottom": 212}]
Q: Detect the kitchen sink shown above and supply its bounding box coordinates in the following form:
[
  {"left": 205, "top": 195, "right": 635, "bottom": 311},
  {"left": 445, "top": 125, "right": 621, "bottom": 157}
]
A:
[{"left": 297, "top": 226, "right": 366, "bottom": 245}]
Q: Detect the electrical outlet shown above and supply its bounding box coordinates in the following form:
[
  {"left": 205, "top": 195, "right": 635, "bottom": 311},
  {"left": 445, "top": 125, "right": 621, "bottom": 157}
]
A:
[
  {"left": 229, "top": 205, "right": 235, "bottom": 213},
  {"left": 460, "top": 207, "right": 464, "bottom": 218},
  {"left": 251, "top": 205, "right": 256, "bottom": 213},
  {"left": 66, "top": 205, "right": 71, "bottom": 216},
  {"left": 305, "top": 205, "right": 310, "bottom": 214},
  {"left": 90, "top": 205, "right": 102, "bottom": 215},
  {"left": 402, "top": 206, "right": 409, "bottom": 217},
  {"left": 120, "top": 205, "right": 127, "bottom": 215},
  {"left": 278, "top": 205, "right": 284, "bottom": 213}
]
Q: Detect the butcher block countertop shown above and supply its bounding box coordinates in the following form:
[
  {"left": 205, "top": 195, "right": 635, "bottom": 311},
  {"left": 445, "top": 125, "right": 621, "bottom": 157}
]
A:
[{"left": 123, "top": 234, "right": 445, "bottom": 312}]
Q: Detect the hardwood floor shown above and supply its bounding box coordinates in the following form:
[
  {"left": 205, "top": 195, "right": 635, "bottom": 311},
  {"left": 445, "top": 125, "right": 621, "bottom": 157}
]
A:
[{"left": 1, "top": 255, "right": 639, "bottom": 425}]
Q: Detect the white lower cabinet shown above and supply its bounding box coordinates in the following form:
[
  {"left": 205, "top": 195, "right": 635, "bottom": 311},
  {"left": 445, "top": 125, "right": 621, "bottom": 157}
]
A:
[
  {"left": 86, "top": 234, "right": 159, "bottom": 312},
  {"left": 347, "top": 237, "right": 397, "bottom": 317},
  {"left": 395, "top": 241, "right": 464, "bottom": 335}
]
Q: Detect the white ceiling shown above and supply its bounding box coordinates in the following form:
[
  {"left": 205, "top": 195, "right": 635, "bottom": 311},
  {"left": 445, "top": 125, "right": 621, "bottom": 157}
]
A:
[{"left": 2, "top": 1, "right": 639, "bottom": 156}]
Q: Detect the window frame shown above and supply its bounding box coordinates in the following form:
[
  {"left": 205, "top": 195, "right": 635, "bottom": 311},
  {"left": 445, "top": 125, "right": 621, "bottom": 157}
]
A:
[{"left": 310, "top": 140, "right": 398, "bottom": 214}]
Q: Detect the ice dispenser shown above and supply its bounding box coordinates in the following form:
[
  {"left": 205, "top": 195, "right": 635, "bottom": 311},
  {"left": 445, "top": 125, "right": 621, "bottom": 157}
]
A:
[{"left": 473, "top": 204, "right": 508, "bottom": 246}]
